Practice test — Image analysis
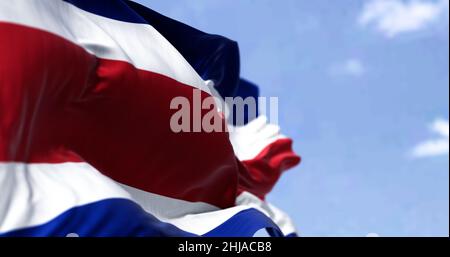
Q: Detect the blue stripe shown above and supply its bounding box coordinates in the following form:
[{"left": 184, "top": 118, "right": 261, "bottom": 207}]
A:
[{"left": 0, "top": 199, "right": 283, "bottom": 237}]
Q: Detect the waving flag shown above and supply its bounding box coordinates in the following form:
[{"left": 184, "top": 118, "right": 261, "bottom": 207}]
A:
[
  {"left": 127, "top": 1, "right": 301, "bottom": 200},
  {"left": 0, "top": 0, "right": 300, "bottom": 237}
]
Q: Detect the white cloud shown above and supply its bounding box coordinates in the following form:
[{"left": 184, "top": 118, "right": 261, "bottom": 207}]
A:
[
  {"left": 330, "top": 58, "right": 366, "bottom": 77},
  {"left": 359, "top": 0, "right": 449, "bottom": 38},
  {"left": 412, "top": 119, "right": 449, "bottom": 158}
]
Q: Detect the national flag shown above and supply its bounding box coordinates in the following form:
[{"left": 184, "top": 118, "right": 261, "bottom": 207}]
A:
[{"left": 0, "top": 0, "right": 300, "bottom": 237}]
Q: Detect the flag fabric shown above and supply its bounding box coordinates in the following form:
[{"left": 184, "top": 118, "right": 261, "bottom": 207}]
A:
[{"left": 0, "top": 0, "right": 300, "bottom": 237}]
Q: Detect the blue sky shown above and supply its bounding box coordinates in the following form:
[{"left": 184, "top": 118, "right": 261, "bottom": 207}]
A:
[{"left": 137, "top": 0, "right": 449, "bottom": 236}]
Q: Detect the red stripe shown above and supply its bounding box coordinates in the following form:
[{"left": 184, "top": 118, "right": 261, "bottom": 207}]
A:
[
  {"left": 238, "top": 138, "right": 301, "bottom": 200},
  {"left": 0, "top": 22, "right": 238, "bottom": 208}
]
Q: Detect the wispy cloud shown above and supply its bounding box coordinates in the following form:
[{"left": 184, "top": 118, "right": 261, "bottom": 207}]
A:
[
  {"left": 359, "top": 0, "right": 449, "bottom": 38},
  {"left": 330, "top": 58, "right": 366, "bottom": 77},
  {"left": 412, "top": 119, "right": 449, "bottom": 158}
]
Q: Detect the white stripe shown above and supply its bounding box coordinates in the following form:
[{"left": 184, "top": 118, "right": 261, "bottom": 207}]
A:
[
  {"left": 0, "top": 162, "right": 275, "bottom": 235},
  {"left": 229, "top": 116, "right": 286, "bottom": 161},
  {"left": 0, "top": 0, "right": 211, "bottom": 94},
  {"left": 0, "top": 162, "right": 131, "bottom": 233},
  {"left": 119, "top": 183, "right": 219, "bottom": 219},
  {"left": 121, "top": 183, "right": 275, "bottom": 235},
  {"left": 125, "top": 184, "right": 277, "bottom": 235}
]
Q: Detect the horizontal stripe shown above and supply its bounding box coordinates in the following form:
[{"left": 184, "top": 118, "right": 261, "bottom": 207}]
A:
[
  {"left": 0, "top": 0, "right": 210, "bottom": 93},
  {"left": 0, "top": 22, "right": 238, "bottom": 208},
  {"left": 0, "top": 162, "right": 284, "bottom": 236}
]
